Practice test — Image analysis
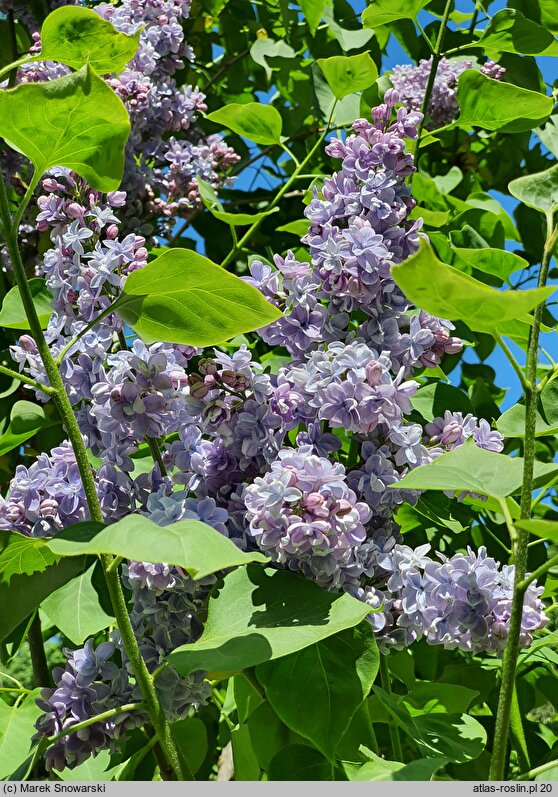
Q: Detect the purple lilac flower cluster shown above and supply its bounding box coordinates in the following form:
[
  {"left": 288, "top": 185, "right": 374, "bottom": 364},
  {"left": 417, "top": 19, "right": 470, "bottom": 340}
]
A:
[
  {"left": 2, "top": 0, "right": 239, "bottom": 243},
  {"left": 390, "top": 57, "right": 505, "bottom": 128},
  {"left": 34, "top": 640, "right": 144, "bottom": 772},
  {"left": 373, "top": 544, "right": 548, "bottom": 652}
]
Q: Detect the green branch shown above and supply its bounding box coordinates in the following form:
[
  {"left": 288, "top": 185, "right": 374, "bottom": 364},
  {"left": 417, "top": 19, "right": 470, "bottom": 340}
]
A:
[
  {"left": 0, "top": 363, "right": 57, "bottom": 396},
  {"left": 0, "top": 164, "right": 188, "bottom": 782},
  {"left": 411, "top": 0, "right": 453, "bottom": 165},
  {"left": 489, "top": 213, "right": 557, "bottom": 781}
]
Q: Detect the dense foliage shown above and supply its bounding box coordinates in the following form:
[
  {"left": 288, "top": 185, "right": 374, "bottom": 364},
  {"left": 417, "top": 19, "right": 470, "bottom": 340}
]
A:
[{"left": 0, "top": 0, "right": 557, "bottom": 783}]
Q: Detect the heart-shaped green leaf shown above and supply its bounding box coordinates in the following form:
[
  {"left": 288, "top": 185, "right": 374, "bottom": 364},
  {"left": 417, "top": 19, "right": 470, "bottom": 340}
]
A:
[
  {"left": 393, "top": 442, "right": 558, "bottom": 499},
  {"left": 478, "top": 8, "right": 558, "bottom": 56},
  {"left": 257, "top": 623, "right": 379, "bottom": 760},
  {"left": 39, "top": 6, "right": 140, "bottom": 73},
  {"left": 0, "top": 65, "right": 130, "bottom": 191},
  {"left": 0, "top": 531, "right": 58, "bottom": 584},
  {"left": 117, "top": 248, "right": 282, "bottom": 347},
  {"left": 316, "top": 53, "right": 378, "bottom": 100},
  {"left": 392, "top": 240, "right": 553, "bottom": 334},
  {"left": 41, "top": 562, "right": 114, "bottom": 645},
  {"left": 362, "top": 0, "right": 429, "bottom": 27},
  {"left": 168, "top": 564, "right": 371, "bottom": 676},
  {"left": 206, "top": 102, "right": 282, "bottom": 145},
  {"left": 509, "top": 163, "right": 558, "bottom": 215}
]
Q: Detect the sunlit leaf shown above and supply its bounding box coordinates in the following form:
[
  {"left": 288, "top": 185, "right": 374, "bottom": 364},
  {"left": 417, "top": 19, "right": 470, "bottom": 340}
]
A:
[
  {"left": 391, "top": 240, "right": 553, "bottom": 334},
  {"left": 300, "top": 0, "right": 327, "bottom": 34},
  {"left": 451, "top": 247, "right": 527, "bottom": 281},
  {"left": 0, "top": 531, "right": 57, "bottom": 584},
  {"left": 393, "top": 441, "right": 558, "bottom": 499},
  {"left": 0, "top": 65, "right": 130, "bottom": 191},
  {"left": 39, "top": 5, "right": 140, "bottom": 73},
  {"left": 206, "top": 102, "right": 282, "bottom": 145},
  {"left": 362, "top": 0, "right": 429, "bottom": 27},
  {"left": 116, "top": 248, "right": 282, "bottom": 347},
  {"left": 509, "top": 163, "right": 558, "bottom": 214},
  {"left": 46, "top": 515, "right": 267, "bottom": 579},
  {"left": 478, "top": 8, "right": 558, "bottom": 55},
  {"left": 455, "top": 70, "right": 553, "bottom": 133},
  {"left": 0, "top": 278, "right": 52, "bottom": 330},
  {"left": 316, "top": 53, "right": 378, "bottom": 100}
]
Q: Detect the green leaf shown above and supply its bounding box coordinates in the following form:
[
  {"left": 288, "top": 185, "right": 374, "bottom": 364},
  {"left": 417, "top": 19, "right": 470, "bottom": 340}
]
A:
[
  {"left": 0, "top": 65, "right": 130, "bottom": 192},
  {"left": 478, "top": 9, "right": 558, "bottom": 56},
  {"left": 535, "top": 113, "right": 558, "bottom": 157},
  {"left": 0, "top": 400, "right": 58, "bottom": 457},
  {"left": 391, "top": 240, "right": 553, "bottom": 334},
  {"left": 300, "top": 0, "right": 326, "bottom": 34},
  {"left": 508, "top": 163, "right": 558, "bottom": 215},
  {"left": 409, "top": 206, "right": 450, "bottom": 228},
  {"left": 211, "top": 207, "right": 279, "bottom": 226},
  {"left": 362, "top": 0, "right": 429, "bottom": 27},
  {"left": 0, "top": 278, "right": 52, "bottom": 330},
  {"left": 55, "top": 750, "right": 118, "bottom": 782},
  {"left": 39, "top": 6, "right": 141, "bottom": 73},
  {"left": 0, "top": 690, "right": 43, "bottom": 779},
  {"left": 246, "top": 701, "right": 289, "bottom": 771},
  {"left": 116, "top": 248, "right": 282, "bottom": 347},
  {"left": 452, "top": 247, "right": 527, "bottom": 281},
  {"left": 374, "top": 687, "right": 486, "bottom": 763},
  {"left": 351, "top": 754, "right": 447, "bottom": 781},
  {"left": 410, "top": 382, "right": 473, "bottom": 422},
  {"left": 249, "top": 39, "right": 296, "bottom": 82},
  {"left": 316, "top": 53, "right": 378, "bottom": 100},
  {"left": 497, "top": 380, "right": 558, "bottom": 438},
  {"left": 170, "top": 718, "right": 208, "bottom": 776},
  {"left": 403, "top": 683, "right": 479, "bottom": 715},
  {"left": 276, "top": 220, "right": 308, "bottom": 237},
  {"left": 41, "top": 562, "right": 114, "bottom": 645},
  {"left": 257, "top": 624, "right": 379, "bottom": 759},
  {"left": 233, "top": 674, "right": 264, "bottom": 724},
  {"left": 168, "top": 564, "right": 371, "bottom": 677},
  {"left": 46, "top": 516, "right": 267, "bottom": 580},
  {"left": 455, "top": 70, "right": 553, "bottom": 133},
  {"left": 0, "top": 556, "right": 87, "bottom": 642},
  {"left": 516, "top": 519, "right": 558, "bottom": 544},
  {"left": 413, "top": 713, "right": 486, "bottom": 762},
  {"left": 393, "top": 441, "right": 558, "bottom": 499},
  {"left": 267, "top": 745, "right": 334, "bottom": 780},
  {"left": 206, "top": 102, "right": 282, "bottom": 145},
  {"left": 322, "top": 4, "right": 374, "bottom": 51},
  {"left": 0, "top": 531, "right": 57, "bottom": 584}
]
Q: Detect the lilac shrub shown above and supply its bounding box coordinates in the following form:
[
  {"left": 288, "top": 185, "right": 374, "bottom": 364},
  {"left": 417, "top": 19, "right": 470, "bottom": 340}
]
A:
[{"left": 2, "top": 87, "right": 547, "bottom": 769}]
